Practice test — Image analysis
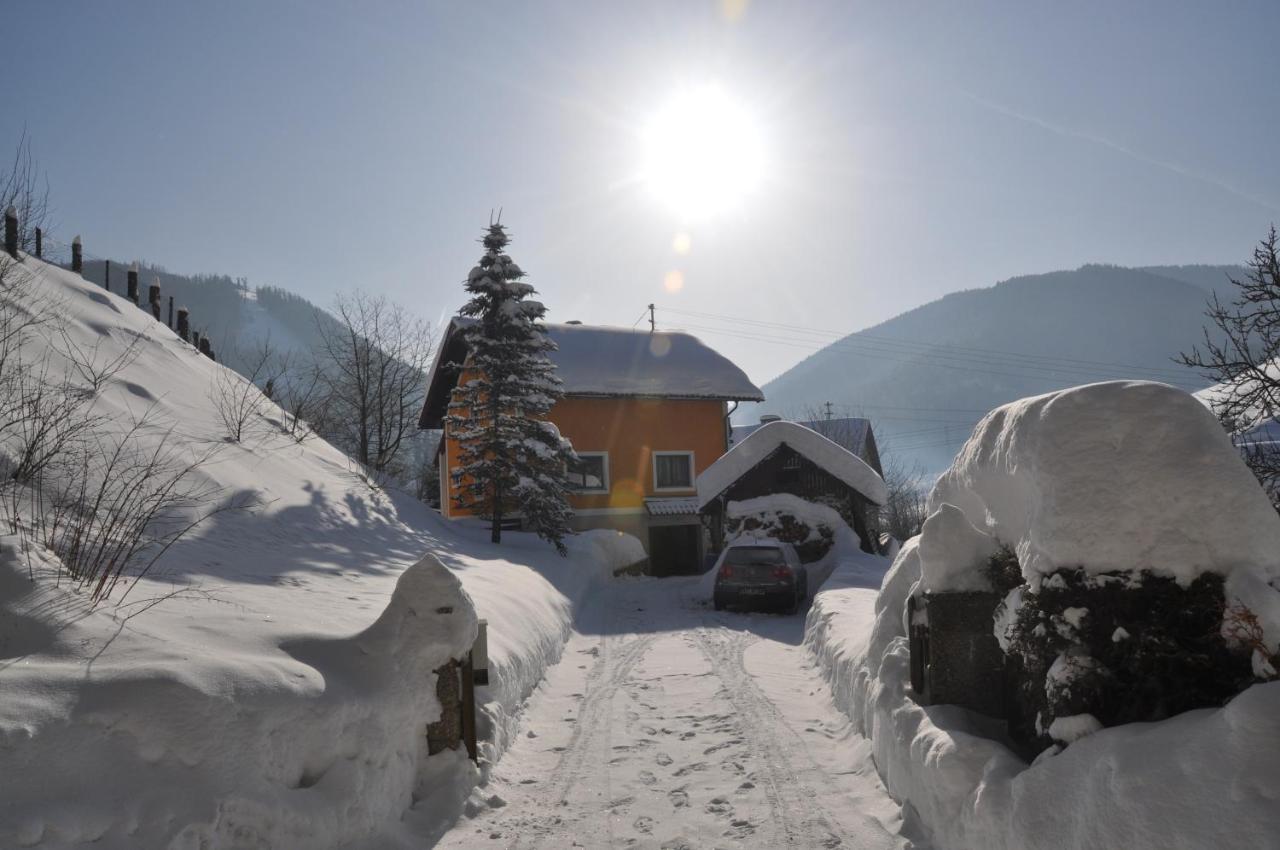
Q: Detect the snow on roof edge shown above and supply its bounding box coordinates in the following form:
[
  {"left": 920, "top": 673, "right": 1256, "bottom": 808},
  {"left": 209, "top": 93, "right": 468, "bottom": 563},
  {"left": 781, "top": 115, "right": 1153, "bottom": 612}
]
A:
[{"left": 697, "top": 420, "right": 889, "bottom": 508}]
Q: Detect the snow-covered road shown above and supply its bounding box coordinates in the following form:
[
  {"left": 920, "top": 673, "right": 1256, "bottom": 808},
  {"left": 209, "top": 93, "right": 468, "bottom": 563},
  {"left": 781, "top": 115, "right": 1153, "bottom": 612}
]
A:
[{"left": 437, "top": 576, "right": 917, "bottom": 850}]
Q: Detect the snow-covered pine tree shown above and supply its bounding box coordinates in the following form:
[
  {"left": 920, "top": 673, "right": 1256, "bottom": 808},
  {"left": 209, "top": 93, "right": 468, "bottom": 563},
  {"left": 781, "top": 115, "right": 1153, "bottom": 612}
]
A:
[{"left": 445, "top": 222, "right": 576, "bottom": 553}]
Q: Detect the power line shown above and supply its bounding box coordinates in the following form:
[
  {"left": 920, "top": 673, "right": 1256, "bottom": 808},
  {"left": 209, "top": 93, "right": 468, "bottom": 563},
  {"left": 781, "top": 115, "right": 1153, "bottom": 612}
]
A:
[
  {"left": 673, "top": 319, "right": 1206, "bottom": 391},
  {"left": 659, "top": 305, "right": 1198, "bottom": 383}
]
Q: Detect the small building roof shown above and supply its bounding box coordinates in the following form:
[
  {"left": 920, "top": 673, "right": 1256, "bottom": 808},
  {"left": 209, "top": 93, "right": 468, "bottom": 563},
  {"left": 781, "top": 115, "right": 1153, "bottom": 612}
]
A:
[
  {"left": 732, "top": 417, "right": 872, "bottom": 457},
  {"left": 696, "top": 420, "right": 889, "bottom": 508},
  {"left": 420, "top": 318, "right": 764, "bottom": 428}
]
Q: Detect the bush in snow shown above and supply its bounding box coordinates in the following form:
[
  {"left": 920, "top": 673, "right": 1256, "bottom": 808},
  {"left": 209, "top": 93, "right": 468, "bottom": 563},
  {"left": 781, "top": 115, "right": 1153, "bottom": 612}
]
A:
[
  {"left": 726, "top": 495, "right": 837, "bottom": 562},
  {"left": 994, "top": 565, "right": 1257, "bottom": 753},
  {"left": 446, "top": 222, "right": 575, "bottom": 553},
  {"left": 917, "top": 381, "right": 1280, "bottom": 752}
]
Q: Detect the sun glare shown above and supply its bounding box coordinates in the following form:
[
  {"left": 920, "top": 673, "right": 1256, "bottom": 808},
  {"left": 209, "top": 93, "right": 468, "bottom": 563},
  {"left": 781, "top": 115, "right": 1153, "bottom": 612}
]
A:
[{"left": 642, "top": 86, "right": 765, "bottom": 220}]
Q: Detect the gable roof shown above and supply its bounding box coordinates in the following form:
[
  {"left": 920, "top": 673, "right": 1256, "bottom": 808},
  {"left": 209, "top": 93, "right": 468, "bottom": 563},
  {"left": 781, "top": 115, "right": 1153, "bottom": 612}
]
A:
[
  {"left": 732, "top": 417, "right": 871, "bottom": 455},
  {"left": 696, "top": 420, "right": 889, "bottom": 508},
  {"left": 420, "top": 318, "right": 764, "bottom": 428}
]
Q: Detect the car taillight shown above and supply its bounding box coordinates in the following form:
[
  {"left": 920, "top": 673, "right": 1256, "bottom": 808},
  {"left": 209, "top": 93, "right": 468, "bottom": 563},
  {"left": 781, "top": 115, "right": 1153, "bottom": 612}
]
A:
[
  {"left": 773, "top": 565, "right": 792, "bottom": 581},
  {"left": 720, "top": 564, "right": 734, "bottom": 579}
]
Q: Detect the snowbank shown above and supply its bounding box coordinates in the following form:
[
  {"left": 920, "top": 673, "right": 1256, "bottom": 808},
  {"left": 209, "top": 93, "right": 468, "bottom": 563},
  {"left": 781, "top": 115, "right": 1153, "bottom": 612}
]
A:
[
  {"left": 930, "top": 381, "right": 1280, "bottom": 590},
  {"left": 0, "top": 255, "right": 641, "bottom": 848},
  {"left": 807, "top": 541, "right": 1280, "bottom": 850},
  {"left": 806, "top": 380, "right": 1280, "bottom": 849},
  {"left": 697, "top": 419, "right": 888, "bottom": 508}
]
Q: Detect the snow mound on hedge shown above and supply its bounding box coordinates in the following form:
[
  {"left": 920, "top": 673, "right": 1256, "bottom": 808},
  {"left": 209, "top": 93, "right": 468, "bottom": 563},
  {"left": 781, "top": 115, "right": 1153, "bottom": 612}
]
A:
[
  {"left": 806, "top": 541, "right": 1280, "bottom": 850},
  {"left": 930, "top": 380, "right": 1280, "bottom": 590}
]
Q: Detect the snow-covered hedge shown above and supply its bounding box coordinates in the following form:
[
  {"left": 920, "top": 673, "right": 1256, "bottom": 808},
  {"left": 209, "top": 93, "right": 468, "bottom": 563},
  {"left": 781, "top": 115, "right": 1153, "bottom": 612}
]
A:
[
  {"left": 807, "top": 542, "right": 1280, "bottom": 850},
  {"left": 806, "top": 381, "right": 1280, "bottom": 849}
]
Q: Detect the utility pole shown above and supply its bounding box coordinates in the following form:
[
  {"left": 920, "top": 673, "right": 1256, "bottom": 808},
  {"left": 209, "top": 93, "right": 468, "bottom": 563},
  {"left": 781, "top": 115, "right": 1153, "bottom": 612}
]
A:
[
  {"left": 824, "top": 401, "right": 834, "bottom": 420},
  {"left": 648, "top": 303, "right": 655, "bottom": 333}
]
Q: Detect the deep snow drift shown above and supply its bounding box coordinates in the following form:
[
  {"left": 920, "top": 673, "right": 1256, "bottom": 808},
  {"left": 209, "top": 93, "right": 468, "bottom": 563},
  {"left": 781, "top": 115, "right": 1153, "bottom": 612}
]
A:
[
  {"left": 808, "top": 381, "right": 1280, "bottom": 850},
  {"left": 0, "top": 255, "right": 641, "bottom": 848}
]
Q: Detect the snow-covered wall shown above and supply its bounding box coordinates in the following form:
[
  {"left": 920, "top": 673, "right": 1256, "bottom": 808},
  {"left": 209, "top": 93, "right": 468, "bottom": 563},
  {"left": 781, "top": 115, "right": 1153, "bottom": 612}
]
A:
[{"left": 807, "top": 545, "right": 1280, "bottom": 850}]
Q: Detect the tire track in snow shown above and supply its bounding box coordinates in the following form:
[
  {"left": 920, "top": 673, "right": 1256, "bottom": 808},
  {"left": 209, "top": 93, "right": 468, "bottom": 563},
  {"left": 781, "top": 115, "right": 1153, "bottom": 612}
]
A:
[
  {"left": 691, "top": 624, "right": 850, "bottom": 848},
  {"left": 506, "top": 628, "right": 658, "bottom": 850}
]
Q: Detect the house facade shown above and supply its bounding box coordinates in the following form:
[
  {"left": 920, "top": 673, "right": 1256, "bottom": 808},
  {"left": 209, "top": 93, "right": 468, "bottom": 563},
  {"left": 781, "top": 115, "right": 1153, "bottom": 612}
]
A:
[{"left": 419, "top": 319, "right": 764, "bottom": 575}]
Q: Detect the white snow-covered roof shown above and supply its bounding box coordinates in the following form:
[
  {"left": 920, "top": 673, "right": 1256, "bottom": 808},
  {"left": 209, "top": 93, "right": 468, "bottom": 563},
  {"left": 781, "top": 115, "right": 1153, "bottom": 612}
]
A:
[
  {"left": 421, "top": 317, "right": 763, "bottom": 427},
  {"left": 543, "top": 322, "right": 762, "bottom": 400},
  {"left": 733, "top": 417, "right": 873, "bottom": 461},
  {"left": 696, "top": 420, "right": 889, "bottom": 508}
]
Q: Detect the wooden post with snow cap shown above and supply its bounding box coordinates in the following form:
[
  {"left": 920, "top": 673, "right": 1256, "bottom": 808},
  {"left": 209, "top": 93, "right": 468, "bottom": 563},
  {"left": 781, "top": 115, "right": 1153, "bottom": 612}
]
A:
[
  {"left": 148, "top": 277, "right": 162, "bottom": 320},
  {"left": 71, "top": 236, "right": 82, "bottom": 273},
  {"left": 5, "top": 206, "right": 18, "bottom": 258},
  {"left": 191, "top": 329, "right": 201, "bottom": 349},
  {"left": 198, "top": 335, "right": 214, "bottom": 360},
  {"left": 177, "top": 308, "right": 190, "bottom": 341},
  {"left": 127, "top": 263, "right": 139, "bottom": 305}
]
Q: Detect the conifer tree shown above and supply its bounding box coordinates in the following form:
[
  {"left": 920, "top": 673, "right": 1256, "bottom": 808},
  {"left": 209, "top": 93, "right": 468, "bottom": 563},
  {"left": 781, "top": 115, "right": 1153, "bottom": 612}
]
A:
[{"left": 445, "top": 222, "right": 576, "bottom": 552}]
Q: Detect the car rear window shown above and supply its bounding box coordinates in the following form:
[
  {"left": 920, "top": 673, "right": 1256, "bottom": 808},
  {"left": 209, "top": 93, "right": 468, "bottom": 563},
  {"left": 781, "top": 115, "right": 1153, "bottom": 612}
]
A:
[{"left": 725, "top": 546, "right": 785, "bottom": 566}]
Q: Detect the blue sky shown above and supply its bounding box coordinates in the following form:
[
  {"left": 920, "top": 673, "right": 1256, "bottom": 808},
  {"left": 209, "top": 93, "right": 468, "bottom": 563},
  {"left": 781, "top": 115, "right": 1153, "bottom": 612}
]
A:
[{"left": 6, "top": 1, "right": 1279, "bottom": 383}]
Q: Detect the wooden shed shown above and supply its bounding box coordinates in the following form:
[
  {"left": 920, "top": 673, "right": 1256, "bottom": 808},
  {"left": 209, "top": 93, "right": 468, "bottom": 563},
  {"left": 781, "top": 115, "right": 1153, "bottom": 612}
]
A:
[{"left": 696, "top": 420, "right": 889, "bottom": 553}]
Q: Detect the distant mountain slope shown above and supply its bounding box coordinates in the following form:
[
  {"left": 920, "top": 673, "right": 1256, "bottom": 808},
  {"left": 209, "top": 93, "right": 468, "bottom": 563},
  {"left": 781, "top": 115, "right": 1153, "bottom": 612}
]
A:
[
  {"left": 738, "top": 264, "right": 1241, "bottom": 474},
  {"left": 78, "top": 260, "right": 341, "bottom": 374}
]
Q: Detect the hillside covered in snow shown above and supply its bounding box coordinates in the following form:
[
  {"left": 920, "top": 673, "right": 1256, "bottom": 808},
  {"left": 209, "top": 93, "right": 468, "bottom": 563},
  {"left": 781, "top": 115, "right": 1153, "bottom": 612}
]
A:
[{"left": 0, "top": 253, "right": 641, "bottom": 848}]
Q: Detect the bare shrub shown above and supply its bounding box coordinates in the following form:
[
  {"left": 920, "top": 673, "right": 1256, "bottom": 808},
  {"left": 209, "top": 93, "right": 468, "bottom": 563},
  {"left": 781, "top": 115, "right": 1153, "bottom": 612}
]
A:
[
  {"left": 1179, "top": 226, "right": 1280, "bottom": 506},
  {"left": 314, "top": 291, "right": 434, "bottom": 476},
  {"left": 0, "top": 129, "right": 53, "bottom": 252},
  {"left": 211, "top": 337, "right": 289, "bottom": 443}
]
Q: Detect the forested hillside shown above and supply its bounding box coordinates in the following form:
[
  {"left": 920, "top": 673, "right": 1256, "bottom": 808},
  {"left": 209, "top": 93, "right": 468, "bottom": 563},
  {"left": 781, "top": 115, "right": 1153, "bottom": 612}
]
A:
[{"left": 739, "top": 264, "right": 1240, "bottom": 473}]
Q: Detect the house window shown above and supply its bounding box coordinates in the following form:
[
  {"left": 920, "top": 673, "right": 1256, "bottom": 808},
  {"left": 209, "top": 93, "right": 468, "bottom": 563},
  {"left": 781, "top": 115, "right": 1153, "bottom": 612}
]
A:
[
  {"left": 653, "top": 451, "right": 695, "bottom": 491},
  {"left": 568, "top": 452, "right": 609, "bottom": 493}
]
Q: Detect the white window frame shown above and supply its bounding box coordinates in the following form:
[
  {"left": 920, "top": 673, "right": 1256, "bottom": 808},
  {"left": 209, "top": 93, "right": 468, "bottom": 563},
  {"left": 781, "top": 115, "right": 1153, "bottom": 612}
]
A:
[
  {"left": 569, "top": 451, "right": 610, "bottom": 494},
  {"left": 652, "top": 450, "right": 695, "bottom": 492}
]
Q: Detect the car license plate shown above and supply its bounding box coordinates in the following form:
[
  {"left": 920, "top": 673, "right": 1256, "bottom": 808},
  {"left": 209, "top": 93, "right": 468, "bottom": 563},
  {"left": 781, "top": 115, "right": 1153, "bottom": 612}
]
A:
[{"left": 740, "top": 588, "right": 766, "bottom": 595}]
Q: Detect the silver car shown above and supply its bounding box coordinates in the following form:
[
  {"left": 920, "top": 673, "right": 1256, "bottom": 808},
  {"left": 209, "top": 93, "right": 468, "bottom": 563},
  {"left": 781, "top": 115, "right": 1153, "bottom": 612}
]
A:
[{"left": 711, "top": 539, "right": 808, "bottom": 614}]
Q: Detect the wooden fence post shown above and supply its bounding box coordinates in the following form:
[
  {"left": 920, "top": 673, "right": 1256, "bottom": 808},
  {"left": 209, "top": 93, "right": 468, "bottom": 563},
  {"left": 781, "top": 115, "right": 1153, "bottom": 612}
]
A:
[
  {"left": 127, "top": 263, "right": 139, "bottom": 305},
  {"left": 5, "top": 206, "right": 19, "bottom": 258},
  {"left": 148, "top": 278, "right": 162, "bottom": 320},
  {"left": 34, "top": 227, "right": 42, "bottom": 259},
  {"left": 168, "top": 296, "right": 174, "bottom": 329},
  {"left": 177, "top": 308, "right": 190, "bottom": 342},
  {"left": 104, "top": 259, "right": 110, "bottom": 291},
  {"left": 71, "top": 236, "right": 82, "bottom": 273}
]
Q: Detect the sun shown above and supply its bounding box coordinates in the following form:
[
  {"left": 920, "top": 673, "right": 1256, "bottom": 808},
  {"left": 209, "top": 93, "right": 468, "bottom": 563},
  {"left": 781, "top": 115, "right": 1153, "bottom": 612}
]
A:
[{"left": 642, "top": 85, "right": 765, "bottom": 220}]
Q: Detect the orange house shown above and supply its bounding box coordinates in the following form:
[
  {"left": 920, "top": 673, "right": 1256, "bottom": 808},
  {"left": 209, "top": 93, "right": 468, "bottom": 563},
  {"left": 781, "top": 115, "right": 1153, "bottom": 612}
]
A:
[{"left": 419, "top": 319, "right": 764, "bottom": 574}]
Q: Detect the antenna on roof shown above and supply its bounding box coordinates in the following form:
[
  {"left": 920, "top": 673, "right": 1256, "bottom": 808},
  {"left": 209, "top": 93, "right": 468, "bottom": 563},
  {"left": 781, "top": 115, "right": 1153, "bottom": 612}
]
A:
[{"left": 648, "top": 303, "right": 655, "bottom": 333}]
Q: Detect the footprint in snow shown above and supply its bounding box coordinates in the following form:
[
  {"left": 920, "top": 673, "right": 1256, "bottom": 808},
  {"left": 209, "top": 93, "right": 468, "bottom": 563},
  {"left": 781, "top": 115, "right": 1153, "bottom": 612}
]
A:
[
  {"left": 633, "top": 816, "right": 654, "bottom": 834},
  {"left": 673, "top": 762, "right": 707, "bottom": 777},
  {"left": 655, "top": 752, "right": 673, "bottom": 767},
  {"left": 638, "top": 770, "right": 657, "bottom": 786},
  {"left": 705, "top": 796, "right": 733, "bottom": 817},
  {"left": 667, "top": 787, "right": 689, "bottom": 808}
]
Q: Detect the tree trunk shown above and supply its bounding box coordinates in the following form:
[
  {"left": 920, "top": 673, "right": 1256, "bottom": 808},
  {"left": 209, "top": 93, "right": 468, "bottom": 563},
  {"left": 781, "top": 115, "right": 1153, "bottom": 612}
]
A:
[{"left": 491, "top": 481, "right": 502, "bottom": 544}]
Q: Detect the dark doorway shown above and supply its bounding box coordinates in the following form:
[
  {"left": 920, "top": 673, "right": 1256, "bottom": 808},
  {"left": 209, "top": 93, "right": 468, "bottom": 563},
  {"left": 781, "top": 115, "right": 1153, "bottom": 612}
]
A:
[{"left": 648, "top": 524, "right": 701, "bottom": 577}]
